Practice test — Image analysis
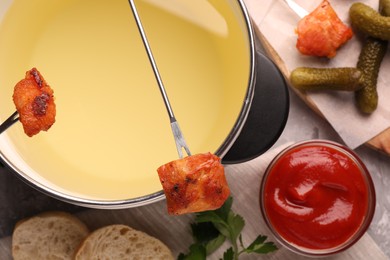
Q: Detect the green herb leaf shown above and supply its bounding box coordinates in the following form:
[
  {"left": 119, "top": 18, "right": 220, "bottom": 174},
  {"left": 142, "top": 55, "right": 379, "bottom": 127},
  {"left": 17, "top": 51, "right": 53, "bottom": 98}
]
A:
[
  {"left": 222, "top": 247, "right": 234, "bottom": 260},
  {"left": 226, "top": 212, "right": 245, "bottom": 242},
  {"left": 195, "top": 212, "right": 230, "bottom": 238},
  {"left": 239, "top": 234, "right": 244, "bottom": 249},
  {"left": 205, "top": 234, "right": 226, "bottom": 255},
  {"left": 213, "top": 222, "right": 231, "bottom": 238},
  {"left": 179, "top": 197, "right": 278, "bottom": 260},
  {"left": 178, "top": 244, "right": 207, "bottom": 260},
  {"left": 247, "top": 235, "right": 267, "bottom": 248},
  {"left": 244, "top": 235, "right": 278, "bottom": 254},
  {"left": 191, "top": 222, "right": 219, "bottom": 244},
  {"left": 196, "top": 211, "right": 226, "bottom": 225},
  {"left": 213, "top": 196, "right": 233, "bottom": 221}
]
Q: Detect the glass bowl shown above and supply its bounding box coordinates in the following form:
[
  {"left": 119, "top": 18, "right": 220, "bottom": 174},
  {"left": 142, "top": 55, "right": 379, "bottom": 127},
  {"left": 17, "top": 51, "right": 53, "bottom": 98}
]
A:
[{"left": 260, "top": 140, "right": 376, "bottom": 257}]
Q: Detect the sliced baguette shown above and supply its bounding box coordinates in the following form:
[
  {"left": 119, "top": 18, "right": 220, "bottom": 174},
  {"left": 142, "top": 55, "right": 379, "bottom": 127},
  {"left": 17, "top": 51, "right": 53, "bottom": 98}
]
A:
[
  {"left": 12, "top": 211, "right": 89, "bottom": 260},
  {"left": 75, "top": 224, "right": 174, "bottom": 260}
]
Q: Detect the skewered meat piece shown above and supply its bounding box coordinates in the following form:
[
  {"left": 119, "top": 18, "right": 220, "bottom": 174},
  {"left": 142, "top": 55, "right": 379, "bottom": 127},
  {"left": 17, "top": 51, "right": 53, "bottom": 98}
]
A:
[
  {"left": 13, "top": 68, "right": 56, "bottom": 137},
  {"left": 157, "top": 153, "right": 230, "bottom": 215}
]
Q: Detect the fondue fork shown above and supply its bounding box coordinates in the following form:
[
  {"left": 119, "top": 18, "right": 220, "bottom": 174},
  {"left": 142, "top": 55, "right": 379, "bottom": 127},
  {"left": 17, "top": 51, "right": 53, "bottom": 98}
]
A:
[
  {"left": 0, "top": 111, "right": 19, "bottom": 135},
  {"left": 128, "top": 0, "right": 191, "bottom": 158},
  {"left": 284, "top": 0, "right": 309, "bottom": 18}
]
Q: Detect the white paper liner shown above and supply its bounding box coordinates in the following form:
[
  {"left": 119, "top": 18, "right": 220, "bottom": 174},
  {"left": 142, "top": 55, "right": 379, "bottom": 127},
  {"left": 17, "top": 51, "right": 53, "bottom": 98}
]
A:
[{"left": 245, "top": 0, "right": 390, "bottom": 149}]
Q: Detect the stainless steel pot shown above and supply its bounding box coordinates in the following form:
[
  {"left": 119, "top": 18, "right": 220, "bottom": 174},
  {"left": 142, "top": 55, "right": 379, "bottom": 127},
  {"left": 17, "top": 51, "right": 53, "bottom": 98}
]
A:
[{"left": 0, "top": 0, "right": 288, "bottom": 209}]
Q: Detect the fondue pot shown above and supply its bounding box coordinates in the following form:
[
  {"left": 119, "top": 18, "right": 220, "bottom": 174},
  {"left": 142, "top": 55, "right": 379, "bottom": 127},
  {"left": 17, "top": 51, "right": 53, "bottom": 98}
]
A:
[{"left": 0, "top": 0, "right": 288, "bottom": 208}]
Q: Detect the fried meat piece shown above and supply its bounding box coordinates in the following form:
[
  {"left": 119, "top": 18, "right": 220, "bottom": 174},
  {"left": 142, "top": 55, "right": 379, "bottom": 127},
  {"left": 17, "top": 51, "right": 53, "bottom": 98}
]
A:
[
  {"left": 296, "top": 0, "right": 353, "bottom": 58},
  {"left": 157, "top": 153, "right": 230, "bottom": 215},
  {"left": 13, "top": 68, "right": 56, "bottom": 137}
]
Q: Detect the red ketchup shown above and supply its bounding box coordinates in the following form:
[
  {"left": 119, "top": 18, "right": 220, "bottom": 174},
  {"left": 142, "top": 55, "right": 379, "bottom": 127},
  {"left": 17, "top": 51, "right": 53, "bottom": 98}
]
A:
[{"left": 261, "top": 140, "right": 375, "bottom": 255}]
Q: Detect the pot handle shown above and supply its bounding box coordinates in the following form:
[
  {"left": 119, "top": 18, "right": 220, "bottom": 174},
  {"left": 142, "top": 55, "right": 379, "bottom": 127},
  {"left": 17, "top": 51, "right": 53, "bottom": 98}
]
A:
[{"left": 222, "top": 52, "right": 289, "bottom": 164}]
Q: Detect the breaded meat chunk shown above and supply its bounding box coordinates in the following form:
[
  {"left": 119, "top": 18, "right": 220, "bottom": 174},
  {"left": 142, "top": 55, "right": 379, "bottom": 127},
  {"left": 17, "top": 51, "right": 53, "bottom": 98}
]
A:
[
  {"left": 13, "top": 68, "right": 56, "bottom": 137},
  {"left": 157, "top": 153, "right": 230, "bottom": 215},
  {"left": 296, "top": 0, "right": 353, "bottom": 58}
]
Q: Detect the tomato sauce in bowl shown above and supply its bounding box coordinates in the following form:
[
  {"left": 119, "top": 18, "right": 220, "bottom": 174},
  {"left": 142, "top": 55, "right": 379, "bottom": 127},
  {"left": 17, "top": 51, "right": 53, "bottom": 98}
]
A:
[{"left": 260, "top": 140, "right": 375, "bottom": 256}]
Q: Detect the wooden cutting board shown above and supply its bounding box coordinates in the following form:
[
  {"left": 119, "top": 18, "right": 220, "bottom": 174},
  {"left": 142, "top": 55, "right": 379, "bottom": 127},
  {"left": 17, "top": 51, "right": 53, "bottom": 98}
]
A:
[
  {"left": 255, "top": 28, "right": 390, "bottom": 156},
  {"left": 0, "top": 143, "right": 387, "bottom": 259}
]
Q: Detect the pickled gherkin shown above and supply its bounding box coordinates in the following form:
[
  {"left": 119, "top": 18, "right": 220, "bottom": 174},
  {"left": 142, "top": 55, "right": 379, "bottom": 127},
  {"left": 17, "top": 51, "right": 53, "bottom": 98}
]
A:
[
  {"left": 290, "top": 67, "right": 363, "bottom": 91},
  {"left": 355, "top": 39, "right": 388, "bottom": 114},
  {"left": 380, "top": 0, "right": 390, "bottom": 18},
  {"left": 354, "top": 0, "right": 389, "bottom": 114},
  {"left": 349, "top": 3, "right": 390, "bottom": 41}
]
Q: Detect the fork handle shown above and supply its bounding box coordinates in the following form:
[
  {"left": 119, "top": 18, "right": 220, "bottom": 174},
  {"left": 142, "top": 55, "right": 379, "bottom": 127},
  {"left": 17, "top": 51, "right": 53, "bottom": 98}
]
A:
[
  {"left": 128, "top": 0, "right": 175, "bottom": 120},
  {"left": 0, "top": 111, "right": 19, "bottom": 135}
]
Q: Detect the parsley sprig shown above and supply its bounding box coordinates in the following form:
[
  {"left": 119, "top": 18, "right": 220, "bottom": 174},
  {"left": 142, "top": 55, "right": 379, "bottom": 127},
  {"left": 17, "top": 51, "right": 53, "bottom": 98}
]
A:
[{"left": 178, "top": 197, "right": 277, "bottom": 260}]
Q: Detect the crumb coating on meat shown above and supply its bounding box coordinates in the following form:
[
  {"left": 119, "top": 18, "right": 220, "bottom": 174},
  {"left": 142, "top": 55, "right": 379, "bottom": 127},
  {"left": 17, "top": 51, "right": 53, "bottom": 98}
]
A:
[
  {"left": 296, "top": 0, "right": 353, "bottom": 58},
  {"left": 13, "top": 68, "right": 56, "bottom": 137},
  {"left": 157, "top": 153, "right": 230, "bottom": 215}
]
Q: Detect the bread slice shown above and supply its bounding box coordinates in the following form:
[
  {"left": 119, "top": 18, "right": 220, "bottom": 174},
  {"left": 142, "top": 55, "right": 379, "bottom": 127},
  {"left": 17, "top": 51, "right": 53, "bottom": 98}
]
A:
[
  {"left": 75, "top": 224, "right": 174, "bottom": 260},
  {"left": 12, "top": 211, "right": 89, "bottom": 260}
]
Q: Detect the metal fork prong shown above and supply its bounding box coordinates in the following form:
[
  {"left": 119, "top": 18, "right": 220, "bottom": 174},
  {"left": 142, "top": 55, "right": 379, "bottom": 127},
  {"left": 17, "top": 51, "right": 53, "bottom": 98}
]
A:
[
  {"left": 171, "top": 120, "right": 191, "bottom": 158},
  {"left": 0, "top": 111, "right": 19, "bottom": 135}
]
